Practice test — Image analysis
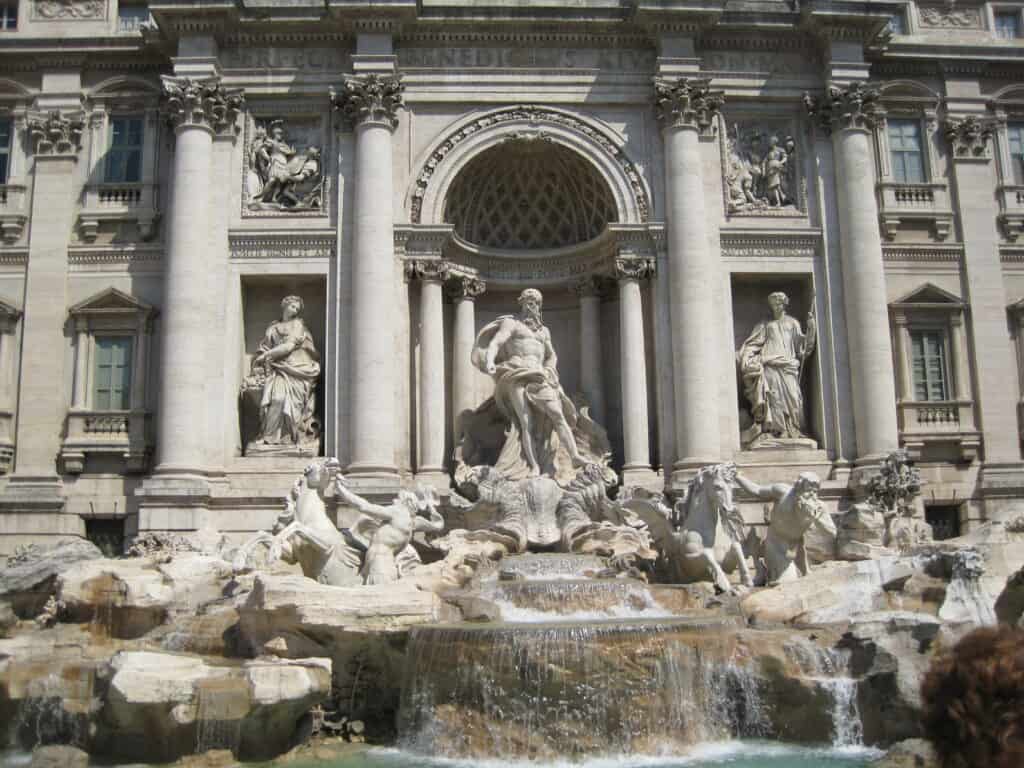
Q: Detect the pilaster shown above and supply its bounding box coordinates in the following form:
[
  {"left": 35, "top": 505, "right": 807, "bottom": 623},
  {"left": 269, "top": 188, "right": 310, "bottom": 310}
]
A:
[
  {"left": 570, "top": 276, "right": 607, "bottom": 427},
  {"left": 449, "top": 274, "right": 486, "bottom": 446}
]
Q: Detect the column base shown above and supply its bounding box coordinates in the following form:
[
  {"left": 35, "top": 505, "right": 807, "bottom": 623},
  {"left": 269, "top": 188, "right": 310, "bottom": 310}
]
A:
[
  {"left": 413, "top": 469, "right": 451, "bottom": 492},
  {"left": 0, "top": 474, "right": 65, "bottom": 513},
  {"left": 621, "top": 465, "right": 659, "bottom": 488}
]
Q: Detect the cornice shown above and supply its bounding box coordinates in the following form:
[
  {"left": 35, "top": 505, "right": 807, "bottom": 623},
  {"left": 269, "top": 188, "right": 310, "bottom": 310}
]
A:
[
  {"left": 720, "top": 231, "right": 820, "bottom": 259},
  {"left": 883, "top": 245, "right": 964, "bottom": 263},
  {"left": 228, "top": 231, "right": 336, "bottom": 260}
]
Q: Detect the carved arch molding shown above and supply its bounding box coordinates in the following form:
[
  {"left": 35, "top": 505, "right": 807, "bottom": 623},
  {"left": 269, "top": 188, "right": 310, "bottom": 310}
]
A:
[{"left": 409, "top": 105, "right": 651, "bottom": 227}]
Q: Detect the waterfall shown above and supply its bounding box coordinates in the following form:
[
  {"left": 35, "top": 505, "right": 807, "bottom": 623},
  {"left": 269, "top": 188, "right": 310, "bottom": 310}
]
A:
[
  {"left": 481, "top": 579, "right": 676, "bottom": 622},
  {"left": 397, "top": 618, "right": 764, "bottom": 759},
  {"left": 15, "top": 666, "right": 96, "bottom": 749},
  {"left": 194, "top": 679, "right": 249, "bottom": 756},
  {"left": 783, "top": 639, "right": 864, "bottom": 748}
]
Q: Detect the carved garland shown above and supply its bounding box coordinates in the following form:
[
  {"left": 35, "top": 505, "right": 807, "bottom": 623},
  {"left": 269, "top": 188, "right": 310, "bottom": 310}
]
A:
[{"left": 410, "top": 106, "right": 650, "bottom": 225}]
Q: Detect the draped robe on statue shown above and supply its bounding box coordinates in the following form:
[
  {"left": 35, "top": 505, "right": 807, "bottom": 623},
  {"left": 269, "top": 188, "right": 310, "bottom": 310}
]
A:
[
  {"left": 257, "top": 319, "right": 320, "bottom": 446},
  {"left": 737, "top": 314, "right": 811, "bottom": 447}
]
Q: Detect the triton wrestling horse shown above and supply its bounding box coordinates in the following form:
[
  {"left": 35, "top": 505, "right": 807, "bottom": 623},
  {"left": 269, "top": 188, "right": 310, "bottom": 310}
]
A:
[{"left": 669, "top": 463, "right": 754, "bottom": 593}]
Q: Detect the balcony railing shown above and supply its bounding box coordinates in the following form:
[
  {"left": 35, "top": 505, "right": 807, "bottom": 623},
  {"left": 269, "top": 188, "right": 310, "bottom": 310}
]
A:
[
  {"left": 898, "top": 399, "right": 980, "bottom": 462},
  {"left": 878, "top": 181, "right": 954, "bottom": 241},
  {"left": 79, "top": 182, "right": 159, "bottom": 241},
  {"left": 998, "top": 184, "right": 1024, "bottom": 241},
  {"left": 0, "top": 183, "right": 27, "bottom": 243},
  {"left": 61, "top": 409, "right": 152, "bottom": 473}
]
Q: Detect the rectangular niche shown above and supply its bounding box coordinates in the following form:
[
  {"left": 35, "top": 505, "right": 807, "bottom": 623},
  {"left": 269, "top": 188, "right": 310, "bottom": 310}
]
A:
[
  {"left": 721, "top": 115, "right": 807, "bottom": 218},
  {"left": 239, "top": 277, "right": 327, "bottom": 458},
  {"left": 730, "top": 274, "right": 823, "bottom": 451},
  {"left": 242, "top": 107, "right": 329, "bottom": 217}
]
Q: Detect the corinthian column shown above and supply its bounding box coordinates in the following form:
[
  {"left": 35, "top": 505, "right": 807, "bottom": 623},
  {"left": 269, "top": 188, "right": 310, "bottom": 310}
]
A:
[
  {"left": 448, "top": 275, "right": 485, "bottom": 442},
  {"left": 654, "top": 77, "right": 724, "bottom": 481},
  {"left": 333, "top": 75, "right": 404, "bottom": 482},
  {"left": 407, "top": 260, "right": 450, "bottom": 489},
  {"left": 614, "top": 256, "right": 656, "bottom": 484},
  {"left": 807, "top": 84, "right": 898, "bottom": 466},
  {"left": 155, "top": 77, "right": 244, "bottom": 475},
  {"left": 571, "top": 276, "right": 606, "bottom": 425}
]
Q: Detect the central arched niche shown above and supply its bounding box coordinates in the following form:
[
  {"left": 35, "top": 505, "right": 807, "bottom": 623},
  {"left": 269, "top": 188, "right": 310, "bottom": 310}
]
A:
[{"left": 443, "top": 137, "right": 618, "bottom": 250}]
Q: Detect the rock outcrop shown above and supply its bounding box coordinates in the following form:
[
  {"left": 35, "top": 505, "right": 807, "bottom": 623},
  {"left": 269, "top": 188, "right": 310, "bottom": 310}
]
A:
[{"left": 0, "top": 539, "right": 103, "bottom": 619}]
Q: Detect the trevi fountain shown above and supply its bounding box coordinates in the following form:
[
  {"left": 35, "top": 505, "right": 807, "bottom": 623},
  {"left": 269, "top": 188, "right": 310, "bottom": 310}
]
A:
[{"left": 2, "top": 286, "right": 1022, "bottom": 768}]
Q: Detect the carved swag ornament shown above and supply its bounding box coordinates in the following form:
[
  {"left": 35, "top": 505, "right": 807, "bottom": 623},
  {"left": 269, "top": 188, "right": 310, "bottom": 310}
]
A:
[
  {"left": 653, "top": 77, "right": 725, "bottom": 134},
  {"left": 33, "top": 0, "right": 104, "bottom": 19},
  {"left": 160, "top": 76, "right": 245, "bottom": 134},
  {"left": 803, "top": 82, "right": 883, "bottom": 134},
  {"left": 331, "top": 74, "right": 405, "bottom": 129},
  {"left": 27, "top": 110, "right": 85, "bottom": 155},
  {"left": 943, "top": 116, "right": 997, "bottom": 160}
]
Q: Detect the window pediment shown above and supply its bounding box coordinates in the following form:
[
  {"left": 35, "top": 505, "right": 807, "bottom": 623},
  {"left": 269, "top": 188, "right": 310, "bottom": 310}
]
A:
[
  {"left": 69, "top": 286, "right": 154, "bottom": 322},
  {"left": 891, "top": 282, "right": 964, "bottom": 309}
]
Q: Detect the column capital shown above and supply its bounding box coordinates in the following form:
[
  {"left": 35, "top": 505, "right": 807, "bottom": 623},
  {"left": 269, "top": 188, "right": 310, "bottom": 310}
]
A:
[
  {"left": 404, "top": 258, "right": 451, "bottom": 282},
  {"left": 332, "top": 74, "right": 405, "bottom": 131},
  {"left": 653, "top": 76, "right": 723, "bottom": 134},
  {"left": 804, "top": 82, "right": 882, "bottom": 135},
  {"left": 571, "top": 275, "right": 610, "bottom": 299},
  {"left": 27, "top": 110, "right": 86, "bottom": 157},
  {"left": 160, "top": 76, "right": 245, "bottom": 135},
  {"left": 943, "top": 116, "right": 997, "bottom": 162},
  {"left": 612, "top": 256, "right": 656, "bottom": 281},
  {"left": 446, "top": 275, "right": 486, "bottom": 301}
]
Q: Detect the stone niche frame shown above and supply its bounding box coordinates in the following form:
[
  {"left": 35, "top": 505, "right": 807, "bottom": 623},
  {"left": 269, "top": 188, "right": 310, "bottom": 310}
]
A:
[
  {"left": 872, "top": 80, "right": 954, "bottom": 242},
  {"left": 240, "top": 103, "right": 331, "bottom": 219},
  {"left": 408, "top": 105, "right": 651, "bottom": 230},
  {"left": 79, "top": 76, "right": 163, "bottom": 243},
  {"left": 238, "top": 275, "right": 327, "bottom": 459},
  {"left": 60, "top": 287, "right": 156, "bottom": 475},
  {"left": 990, "top": 84, "right": 1024, "bottom": 242},
  {"left": 720, "top": 111, "right": 808, "bottom": 219},
  {"left": 729, "top": 272, "right": 825, "bottom": 456}
]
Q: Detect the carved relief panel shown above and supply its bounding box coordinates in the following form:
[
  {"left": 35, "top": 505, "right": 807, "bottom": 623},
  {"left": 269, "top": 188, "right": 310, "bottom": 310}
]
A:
[
  {"left": 32, "top": 0, "right": 106, "bottom": 20},
  {"left": 242, "top": 110, "right": 328, "bottom": 216},
  {"left": 721, "top": 118, "right": 806, "bottom": 217}
]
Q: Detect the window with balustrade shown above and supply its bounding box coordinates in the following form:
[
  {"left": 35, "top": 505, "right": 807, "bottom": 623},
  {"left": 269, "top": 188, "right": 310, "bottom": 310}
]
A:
[
  {"left": 0, "top": 118, "right": 10, "bottom": 184},
  {"left": 117, "top": 1, "right": 150, "bottom": 33},
  {"left": 995, "top": 9, "right": 1022, "bottom": 39},
  {"left": 104, "top": 117, "right": 143, "bottom": 184},
  {"left": 1009, "top": 123, "right": 1024, "bottom": 185},
  {"left": 992, "top": 86, "right": 1024, "bottom": 241},
  {"left": 874, "top": 83, "right": 952, "bottom": 241},
  {"left": 60, "top": 288, "right": 156, "bottom": 474},
  {"left": 890, "top": 284, "right": 980, "bottom": 462},
  {"left": 0, "top": 2, "right": 16, "bottom": 31}
]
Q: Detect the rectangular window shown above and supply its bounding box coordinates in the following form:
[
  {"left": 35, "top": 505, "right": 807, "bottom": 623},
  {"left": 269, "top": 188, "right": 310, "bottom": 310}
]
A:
[
  {"left": 1009, "top": 123, "right": 1024, "bottom": 185},
  {"left": 94, "top": 336, "right": 133, "bottom": 411},
  {"left": 0, "top": 118, "right": 10, "bottom": 184},
  {"left": 0, "top": 2, "right": 16, "bottom": 30},
  {"left": 926, "top": 505, "right": 961, "bottom": 541},
  {"left": 995, "top": 11, "right": 1021, "bottom": 39},
  {"left": 886, "top": 9, "right": 907, "bottom": 35},
  {"left": 118, "top": 3, "right": 151, "bottom": 33},
  {"left": 889, "top": 119, "right": 926, "bottom": 184},
  {"left": 104, "top": 117, "right": 143, "bottom": 184},
  {"left": 910, "top": 330, "right": 949, "bottom": 402}
]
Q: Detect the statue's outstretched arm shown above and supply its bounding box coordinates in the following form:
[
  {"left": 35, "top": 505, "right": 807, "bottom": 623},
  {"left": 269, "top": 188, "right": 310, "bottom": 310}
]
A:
[
  {"left": 415, "top": 506, "right": 445, "bottom": 534},
  {"left": 334, "top": 477, "right": 392, "bottom": 521},
  {"left": 734, "top": 472, "right": 779, "bottom": 501}
]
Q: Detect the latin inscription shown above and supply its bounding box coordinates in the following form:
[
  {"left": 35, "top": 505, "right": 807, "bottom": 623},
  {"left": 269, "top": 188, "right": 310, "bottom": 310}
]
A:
[
  {"left": 222, "top": 48, "right": 349, "bottom": 71},
  {"left": 398, "top": 47, "right": 656, "bottom": 71}
]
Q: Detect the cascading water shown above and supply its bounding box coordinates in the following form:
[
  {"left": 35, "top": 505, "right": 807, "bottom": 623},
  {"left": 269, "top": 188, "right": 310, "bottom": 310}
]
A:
[
  {"left": 783, "top": 639, "right": 865, "bottom": 748},
  {"left": 193, "top": 678, "right": 249, "bottom": 756}
]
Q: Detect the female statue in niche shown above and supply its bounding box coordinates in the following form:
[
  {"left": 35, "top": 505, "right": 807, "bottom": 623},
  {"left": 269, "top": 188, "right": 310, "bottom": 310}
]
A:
[{"left": 245, "top": 295, "right": 321, "bottom": 455}]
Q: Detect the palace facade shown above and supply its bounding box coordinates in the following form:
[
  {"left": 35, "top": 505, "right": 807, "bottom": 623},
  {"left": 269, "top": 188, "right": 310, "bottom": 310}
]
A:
[{"left": 0, "top": 0, "right": 1023, "bottom": 557}]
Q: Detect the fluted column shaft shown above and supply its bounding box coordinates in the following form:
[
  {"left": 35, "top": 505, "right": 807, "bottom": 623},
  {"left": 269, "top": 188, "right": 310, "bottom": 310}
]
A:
[
  {"left": 334, "top": 74, "right": 404, "bottom": 480},
  {"left": 615, "top": 259, "right": 654, "bottom": 480},
  {"left": 655, "top": 77, "right": 724, "bottom": 477},
  {"left": 450, "top": 276, "right": 485, "bottom": 441},
  {"left": 573, "top": 277, "right": 605, "bottom": 425}
]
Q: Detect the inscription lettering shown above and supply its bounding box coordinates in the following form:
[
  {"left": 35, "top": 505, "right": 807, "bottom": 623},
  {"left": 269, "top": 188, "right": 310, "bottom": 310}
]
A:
[
  {"left": 397, "top": 47, "right": 656, "bottom": 71},
  {"left": 222, "top": 47, "right": 348, "bottom": 71}
]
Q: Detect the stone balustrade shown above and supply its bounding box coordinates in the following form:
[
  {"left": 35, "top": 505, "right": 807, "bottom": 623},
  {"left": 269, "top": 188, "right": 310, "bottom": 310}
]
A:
[
  {"left": 898, "top": 399, "right": 980, "bottom": 462},
  {"left": 60, "top": 408, "right": 153, "bottom": 474},
  {"left": 0, "top": 183, "right": 27, "bottom": 243},
  {"left": 878, "top": 181, "right": 953, "bottom": 240},
  {"left": 997, "top": 184, "right": 1024, "bottom": 241},
  {"left": 79, "top": 182, "right": 159, "bottom": 241}
]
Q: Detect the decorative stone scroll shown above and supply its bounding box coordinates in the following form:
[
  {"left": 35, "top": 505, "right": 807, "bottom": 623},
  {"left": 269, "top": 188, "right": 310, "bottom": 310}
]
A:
[
  {"left": 410, "top": 106, "right": 650, "bottom": 224},
  {"left": 27, "top": 111, "right": 85, "bottom": 156},
  {"left": 331, "top": 74, "right": 405, "bottom": 130},
  {"left": 245, "top": 118, "right": 324, "bottom": 212},
  {"left": 653, "top": 77, "right": 724, "bottom": 135},
  {"left": 446, "top": 275, "right": 486, "bottom": 300},
  {"left": 612, "top": 256, "right": 655, "bottom": 280},
  {"left": 943, "top": 116, "right": 997, "bottom": 161},
  {"left": 33, "top": 0, "right": 104, "bottom": 20},
  {"left": 160, "top": 76, "right": 245, "bottom": 134},
  {"left": 404, "top": 259, "right": 452, "bottom": 282},
  {"left": 804, "top": 82, "right": 882, "bottom": 134},
  {"left": 724, "top": 122, "right": 802, "bottom": 215}
]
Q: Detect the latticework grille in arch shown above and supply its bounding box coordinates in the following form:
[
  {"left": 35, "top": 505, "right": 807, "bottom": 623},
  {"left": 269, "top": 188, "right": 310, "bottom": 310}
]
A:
[{"left": 444, "top": 138, "right": 618, "bottom": 250}]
